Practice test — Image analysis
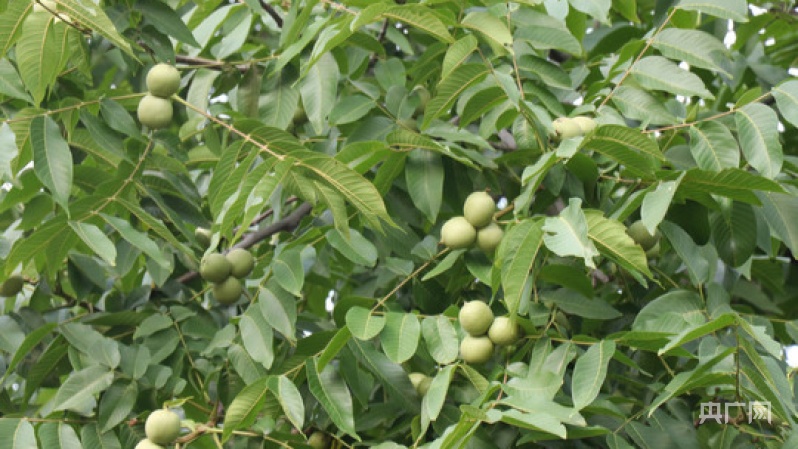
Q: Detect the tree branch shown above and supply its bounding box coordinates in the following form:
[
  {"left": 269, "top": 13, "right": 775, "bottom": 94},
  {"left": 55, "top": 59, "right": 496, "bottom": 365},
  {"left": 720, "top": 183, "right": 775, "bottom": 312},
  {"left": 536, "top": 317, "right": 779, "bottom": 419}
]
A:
[
  {"left": 259, "top": 0, "right": 283, "bottom": 27},
  {"left": 176, "top": 202, "right": 313, "bottom": 284}
]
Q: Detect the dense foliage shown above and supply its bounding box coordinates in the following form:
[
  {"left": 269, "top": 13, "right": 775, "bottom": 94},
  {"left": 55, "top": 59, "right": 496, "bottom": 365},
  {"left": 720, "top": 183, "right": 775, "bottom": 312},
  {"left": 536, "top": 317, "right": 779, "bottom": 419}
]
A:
[{"left": 1, "top": 0, "right": 798, "bottom": 447}]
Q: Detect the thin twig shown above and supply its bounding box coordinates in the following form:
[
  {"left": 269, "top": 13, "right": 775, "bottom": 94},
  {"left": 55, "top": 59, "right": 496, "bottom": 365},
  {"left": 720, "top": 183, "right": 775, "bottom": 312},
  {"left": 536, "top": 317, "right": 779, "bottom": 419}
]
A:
[
  {"left": 175, "top": 203, "right": 313, "bottom": 284},
  {"left": 258, "top": 0, "right": 283, "bottom": 27}
]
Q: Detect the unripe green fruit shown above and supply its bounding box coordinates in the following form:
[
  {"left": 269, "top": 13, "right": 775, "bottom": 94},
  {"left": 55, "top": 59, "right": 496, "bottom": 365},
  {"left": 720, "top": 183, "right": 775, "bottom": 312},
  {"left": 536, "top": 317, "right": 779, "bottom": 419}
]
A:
[
  {"left": 459, "top": 301, "right": 494, "bottom": 336},
  {"left": 146, "top": 64, "right": 181, "bottom": 98},
  {"left": 463, "top": 191, "right": 495, "bottom": 228},
  {"left": 0, "top": 274, "right": 24, "bottom": 297},
  {"left": 627, "top": 220, "right": 659, "bottom": 251},
  {"left": 144, "top": 409, "right": 181, "bottom": 445},
  {"left": 226, "top": 248, "right": 254, "bottom": 278},
  {"left": 408, "top": 372, "right": 432, "bottom": 396},
  {"left": 552, "top": 117, "right": 582, "bottom": 140},
  {"left": 476, "top": 222, "right": 503, "bottom": 253},
  {"left": 487, "top": 316, "right": 519, "bottom": 346},
  {"left": 137, "top": 94, "right": 173, "bottom": 129},
  {"left": 213, "top": 276, "right": 243, "bottom": 305},
  {"left": 194, "top": 227, "right": 212, "bottom": 247},
  {"left": 645, "top": 241, "right": 660, "bottom": 258},
  {"left": 571, "top": 116, "right": 597, "bottom": 134},
  {"left": 200, "top": 253, "right": 232, "bottom": 283},
  {"left": 135, "top": 439, "right": 165, "bottom": 449},
  {"left": 308, "top": 431, "right": 330, "bottom": 449},
  {"left": 440, "top": 216, "right": 476, "bottom": 249},
  {"left": 460, "top": 335, "right": 494, "bottom": 364}
]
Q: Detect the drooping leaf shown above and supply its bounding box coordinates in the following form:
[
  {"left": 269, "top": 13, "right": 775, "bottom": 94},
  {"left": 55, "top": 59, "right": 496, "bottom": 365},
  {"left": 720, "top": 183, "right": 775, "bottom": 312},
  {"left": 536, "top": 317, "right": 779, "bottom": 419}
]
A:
[
  {"left": 346, "top": 307, "right": 385, "bottom": 341},
  {"left": 421, "top": 315, "right": 459, "bottom": 365},
  {"left": 651, "top": 28, "right": 730, "bottom": 76},
  {"left": 405, "top": 149, "right": 444, "bottom": 223},
  {"left": 772, "top": 79, "right": 798, "bottom": 128},
  {"left": 498, "top": 219, "right": 544, "bottom": 315},
  {"left": 542, "top": 198, "right": 600, "bottom": 269},
  {"left": 579, "top": 125, "right": 662, "bottom": 178},
  {"left": 641, "top": 175, "right": 682, "bottom": 234},
  {"left": 98, "top": 380, "right": 137, "bottom": 432},
  {"left": 101, "top": 214, "right": 169, "bottom": 269},
  {"left": 423, "top": 64, "right": 490, "bottom": 128},
  {"left": 513, "top": 10, "right": 582, "bottom": 56},
  {"left": 677, "top": 0, "right": 748, "bottom": 22},
  {"left": 572, "top": 340, "right": 615, "bottom": 411},
  {"left": 240, "top": 303, "right": 275, "bottom": 369},
  {"left": 610, "top": 85, "right": 677, "bottom": 125},
  {"left": 383, "top": 5, "right": 454, "bottom": 43},
  {"left": 380, "top": 312, "right": 420, "bottom": 364},
  {"left": 306, "top": 357, "right": 358, "bottom": 439},
  {"left": 299, "top": 52, "right": 338, "bottom": 134},
  {"left": 16, "top": 13, "right": 70, "bottom": 105},
  {"left": 735, "top": 103, "right": 783, "bottom": 179},
  {"left": 461, "top": 11, "right": 512, "bottom": 53},
  {"left": 585, "top": 210, "right": 652, "bottom": 281},
  {"left": 568, "top": 0, "right": 611, "bottom": 23},
  {"left": 268, "top": 375, "right": 305, "bottom": 431},
  {"left": 756, "top": 190, "right": 798, "bottom": 256},
  {"left": 441, "top": 34, "right": 478, "bottom": 80},
  {"left": 69, "top": 221, "right": 117, "bottom": 266},
  {"left": 631, "top": 56, "right": 713, "bottom": 98},
  {"left": 221, "top": 376, "right": 271, "bottom": 442},
  {"left": 58, "top": 0, "right": 136, "bottom": 58},
  {"left": 688, "top": 121, "right": 740, "bottom": 172},
  {"left": 348, "top": 339, "right": 420, "bottom": 412},
  {"left": 30, "top": 116, "right": 72, "bottom": 210},
  {"left": 711, "top": 201, "right": 757, "bottom": 267},
  {"left": 49, "top": 365, "right": 114, "bottom": 415}
]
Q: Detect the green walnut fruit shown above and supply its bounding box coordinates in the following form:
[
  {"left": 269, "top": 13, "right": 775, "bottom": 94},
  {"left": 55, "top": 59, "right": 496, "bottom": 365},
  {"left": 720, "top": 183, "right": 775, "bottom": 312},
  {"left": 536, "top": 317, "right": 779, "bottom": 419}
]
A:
[
  {"left": 226, "top": 248, "right": 254, "bottom": 278},
  {"left": 0, "top": 274, "right": 24, "bottom": 297},
  {"left": 571, "top": 116, "right": 597, "bottom": 134},
  {"left": 552, "top": 117, "right": 582, "bottom": 140},
  {"left": 145, "top": 409, "right": 181, "bottom": 445},
  {"left": 135, "top": 439, "right": 165, "bottom": 449},
  {"left": 146, "top": 63, "right": 181, "bottom": 98},
  {"left": 194, "top": 227, "right": 212, "bottom": 248},
  {"left": 213, "top": 276, "right": 243, "bottom": 305},
  {"left": 408, "top": 372, "right": 432, "bottom": 396},
  {"left": 459, "top": 301, "right": 494, "bottom": 336},
  {"left": 627, "top": 220, "right": 659, "bottom": 251},
  {"left": 488, "top": 316, "right": 519, "bottom": 346},
  {"left": 137, "top": 94, "right": 173, "bottom": 129},
  {"left": 460, "top": 335, "right": 494, "bottom": 364},
  {"left": 476, "top": 222, "right": 503, "bottom": 253},
  {"left": 440, "top": 216, "right": 476, "bottom": 249},
  {"left": 645, "top": 241, "right": 660, "bottom": 258},
  {"left": 308, "top": 431, "right": 330, "bottom": 449},
  {"left": 463, "top": 191, "right": 496, "bottom": 228},
  {"left": 200, "top": 253, "right": 232, "bottom": 283}
]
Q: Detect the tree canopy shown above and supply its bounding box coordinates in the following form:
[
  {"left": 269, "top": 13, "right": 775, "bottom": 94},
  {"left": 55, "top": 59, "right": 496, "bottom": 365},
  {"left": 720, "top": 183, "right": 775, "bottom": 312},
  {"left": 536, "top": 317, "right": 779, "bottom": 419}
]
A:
[{"left": 1, "top": 0, "right": 798, "bottom": 448}]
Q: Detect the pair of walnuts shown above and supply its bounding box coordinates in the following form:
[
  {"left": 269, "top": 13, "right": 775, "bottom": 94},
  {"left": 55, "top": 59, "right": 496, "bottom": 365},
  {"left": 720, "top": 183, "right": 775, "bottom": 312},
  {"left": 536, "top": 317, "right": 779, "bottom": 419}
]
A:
[{"left": 137, "top": 64, "right": 181, "bottom": 129}]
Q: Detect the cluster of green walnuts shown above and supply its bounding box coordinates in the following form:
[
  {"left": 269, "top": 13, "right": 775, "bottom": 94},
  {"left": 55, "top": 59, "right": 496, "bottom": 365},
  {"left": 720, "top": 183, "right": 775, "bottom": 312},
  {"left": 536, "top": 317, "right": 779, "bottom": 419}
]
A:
[
  {"left": 199, "top": 248, "right": 254, "bottom": 305},
  {"left": 458, "top": 301, "right": 520, "bottom": 364},
  {"left": 440, "top": 191, "right": 504, "bottom": 253},
  {"left": 136, "top": 409, "right": 181, "bottom": 448},
  {"left": 137, "top": 64, "right": 180, "bottom": 130}
]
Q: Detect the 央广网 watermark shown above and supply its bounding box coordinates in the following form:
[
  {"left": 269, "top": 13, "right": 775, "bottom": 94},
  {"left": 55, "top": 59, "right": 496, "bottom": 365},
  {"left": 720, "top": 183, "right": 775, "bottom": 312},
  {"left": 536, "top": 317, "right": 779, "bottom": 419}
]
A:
[{"left": 698, "top": 401, "right": 771, "bottom": 424}]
